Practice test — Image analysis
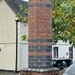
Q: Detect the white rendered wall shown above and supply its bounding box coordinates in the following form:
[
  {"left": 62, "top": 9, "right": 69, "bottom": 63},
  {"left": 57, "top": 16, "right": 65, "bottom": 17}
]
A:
[
  {"left": 18, "top": 22, "right": 28, "bottom": 70},
  {"left": 0, "top": 0, "right": 17, "bottom": 70},
  {"left": 0, "top": 44, "right": 16, "bottom": 70},
  {"left": 73, "top": 47, "right": 75, "bottom": 61}
]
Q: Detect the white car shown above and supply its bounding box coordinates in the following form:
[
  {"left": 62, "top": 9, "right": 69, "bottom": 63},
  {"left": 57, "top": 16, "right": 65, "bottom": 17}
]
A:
[{"left": 63, "top": 64, "right": 75, "bottom": 75}]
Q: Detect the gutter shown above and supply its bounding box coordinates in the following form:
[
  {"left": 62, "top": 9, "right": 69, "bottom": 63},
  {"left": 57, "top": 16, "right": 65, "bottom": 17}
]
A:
[{"left": 15, "top": 20, "right": 19, "bottom": 72}]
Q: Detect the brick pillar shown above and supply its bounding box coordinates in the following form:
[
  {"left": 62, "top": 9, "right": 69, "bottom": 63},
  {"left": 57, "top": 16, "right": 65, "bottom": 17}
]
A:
[{"left": 28, "top": 0, "right": 52, "bottom": 69}]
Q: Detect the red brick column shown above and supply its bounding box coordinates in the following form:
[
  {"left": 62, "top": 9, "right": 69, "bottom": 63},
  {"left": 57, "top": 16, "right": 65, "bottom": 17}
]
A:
[{"left": 28, "top": 0, "right": 52, "bottom": 69}]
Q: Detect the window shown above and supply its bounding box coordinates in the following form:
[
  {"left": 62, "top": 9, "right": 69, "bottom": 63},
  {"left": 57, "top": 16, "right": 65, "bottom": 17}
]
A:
[
  {"left": 69, "top": 47, "right": 73, "bottom": 59},
  {"left": 53, "top": 47, "right": 58, "bottom": 57}
]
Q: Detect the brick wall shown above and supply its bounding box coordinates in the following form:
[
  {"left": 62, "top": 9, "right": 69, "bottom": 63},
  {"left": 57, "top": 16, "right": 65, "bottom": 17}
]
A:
[{"left": 28, "top": 0, "right": 52, "bottom": 69}]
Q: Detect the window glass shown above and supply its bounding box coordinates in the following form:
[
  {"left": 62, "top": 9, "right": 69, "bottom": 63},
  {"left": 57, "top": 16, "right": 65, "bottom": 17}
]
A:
[
  {"left": 69, "top": 47, "right": 73, "bottom": 59},
  {"left": 53, "top": 47, "right": 58, "bottom": 57}
]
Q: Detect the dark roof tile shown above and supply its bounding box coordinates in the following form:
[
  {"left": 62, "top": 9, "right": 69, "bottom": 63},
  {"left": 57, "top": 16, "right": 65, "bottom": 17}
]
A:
[{"left": 5, "top": 0, "right": 28, "bottom": 16}]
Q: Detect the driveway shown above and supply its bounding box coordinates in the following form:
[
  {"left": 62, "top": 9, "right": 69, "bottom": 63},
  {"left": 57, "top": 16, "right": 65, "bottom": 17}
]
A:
[
  {"left": 60, "top": 68, "right": 67, "bottom": 75},
  {"left": 0, "top": 71, "right": 19, "bottom": 75}
]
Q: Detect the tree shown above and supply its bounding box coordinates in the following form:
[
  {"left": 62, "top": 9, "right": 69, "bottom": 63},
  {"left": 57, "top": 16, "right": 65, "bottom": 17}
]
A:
[
  {"left": 16, "top": 0, "right": 75, "bottom": 47},
  {"left": 52, "top": 0, "right": 75, "bottom": 47}
]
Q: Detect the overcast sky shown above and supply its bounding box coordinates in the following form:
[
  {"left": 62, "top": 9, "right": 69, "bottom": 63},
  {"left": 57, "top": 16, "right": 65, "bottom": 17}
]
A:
[{"left": 24, "top": 0, "right": 28, "bottom": 2}]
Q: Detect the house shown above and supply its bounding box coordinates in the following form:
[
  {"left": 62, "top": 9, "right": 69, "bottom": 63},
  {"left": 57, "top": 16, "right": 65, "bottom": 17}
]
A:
[
  {"left": 0, "top": 0, "right": 28, "bottom": 72},
  {"left": 52, "top": 40, "right": 75, "bottom": 61}
]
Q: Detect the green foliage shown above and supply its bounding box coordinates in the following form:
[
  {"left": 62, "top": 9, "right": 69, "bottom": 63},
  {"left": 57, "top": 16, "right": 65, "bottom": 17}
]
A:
[
  {"left": 52, "top": 0, "right": 75, "bottom": 47},
  {"left": 16, "top": 4, "right": 28, "bottom": 23},
  {"left": 16, "top": 4, "right": 28, "bottom": 40},
  {"left": 21, "top": 35, "right": 27, "bottom": 40}
]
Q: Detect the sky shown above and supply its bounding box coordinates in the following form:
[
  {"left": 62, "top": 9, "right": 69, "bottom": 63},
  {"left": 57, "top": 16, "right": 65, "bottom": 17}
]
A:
[{"left": 24, "top": 0, "right": 28, "bottom": 2}]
